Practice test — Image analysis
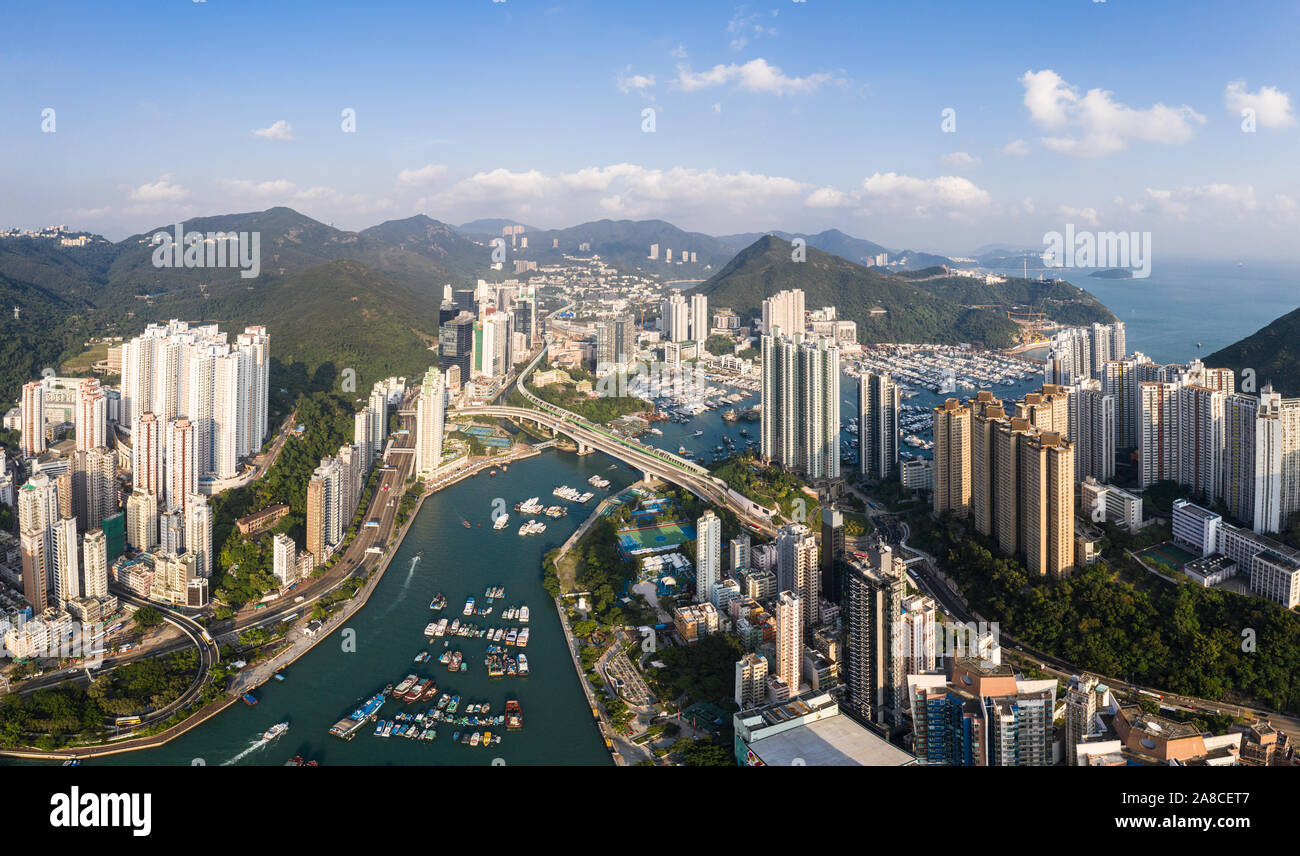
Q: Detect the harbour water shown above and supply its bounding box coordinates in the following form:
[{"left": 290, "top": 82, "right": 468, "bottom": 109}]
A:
[{"left": 83, "top": 450, "right": 637, "bottom": 766}]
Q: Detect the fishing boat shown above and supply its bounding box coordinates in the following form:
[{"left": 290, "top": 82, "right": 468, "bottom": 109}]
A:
[
  {"left": 403, "top": 678, "right": 432, "bottom": 703},
  {"left": 394, "top": 674, "right": 419, "bottom": 695},
  {"left": 463, "top": 597, "right": 475, "bottom": 616},
  {"left": 518, "top": 654, "right": 529, "bottom": 675},
  {"left": 241, "top": 693, "right": 259, "bottom": 706},
  {"left": 516, "top": 628, "right": 529, "bottom": 648},
  {"left": 448, "top": 651, "right": 463, "bottom": 671},
  {"left": 285, "top": 755, "right": 304, "bottom": 766},
  {"left": 518, "top": 605, "right": 530, "bottom": 623},
  {"left": 414, "top": 651, "right": 430, "bottom": 663},
  {"left": 273, "top": 671, "right": 285, "bottom": 681},
  {"left": 263, "top": 721, "right": 289, "bottom": 741},
  {"left": 505, "top": 700, "right": 523, "bottom": 729},
  {"left": 429, "top": 593, "right": 447, "bottom": 611}
]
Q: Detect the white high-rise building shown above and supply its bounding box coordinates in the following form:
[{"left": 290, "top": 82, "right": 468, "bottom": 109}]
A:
[
  {"left": 775, "top": 591, "right": 803, "bottom": 696},
  {"left": 860, "top": 372, "right": 900, "bottom": 480},
  {"left": 20, "top": 380, "right": 46, "bottom": 458},
  {"left": 74, "top": 379, "right": 107, "bottom": 452},
  {"left": 159, "top": 510, "right": 185, "bottom": 556},
  {"left": 82, "top": 529, "right": 108, "bottom": 599},
  {"left": 695, "top": 510, "right": 721, "bottom": 603},
  {"left": 1255, "top": 388, "right": 1284, "bottom": 533},
  {"left": 661, "top": 293, "right": 690, "bottom": 343},
  {"left": 185, "top": 494, "right": 213, "bottom": 578},
  {"left": 1070, "top": 379, "right": 1115, "bottom": 483},
  {"left": 132, "top": 412, "right": 162, "bottom": 497},
  {"left": 18, "top": 472, "right": 60, "bottom": 535},
  {"left": 761, "top": 332, "right": 840, "bottom": 480},
  {"left": 1044, "top": 327, "right": 1091, "bottom": 385},
  {"left": 1138, "top": 382, "right": 1179, "bottom": 486},
  {"left": 272, "top": 533, "right": 298, "bottom": 589},
  {"left": 896, "top": 594, "right": 937, "bottom": 678},
  {"left": 368, "top": 385, "right": 388, "bottom": 461},
  {"left": 52, "top": 517, "right": 80, "bottom": 608},
  {"left": 689, "top": 293, "right": 708, "bottom": 342},
  {"left": 126, "top": 489, "right": 158, "bottom": 552},
  {"left": 1178, "top": 384, "right": 1225, "bottom": 504},
  {"left": 761, "top": 289, "right": 805, "bottom": 337},
  {"left": 776, "top": 523, "right": 819, "bottom": 628},
  {"left": 354, "top": 409, "right": 374, "bottom": 470},
  {"left": 415, "top": 367, "right": 446, "bottom": 476},
  {"left": 166, "top": 417, "right": 198, "bottom": 512},
  {"left": 121, "top": 320, "right": 269, "bottom": 484}
]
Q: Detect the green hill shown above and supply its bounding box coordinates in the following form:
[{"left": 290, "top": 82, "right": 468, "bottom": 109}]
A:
[
  {"left": 361, "top": 213, "right": 489, "bottom": 279},
  {"left": 689, "top": 236, "right": 1022, "bottom": 347},
  {"left": 896, "top": 267, "right": 1117, "bottom": 327},
  {"left": 1206, "top": 306, "right": 1300, "bottom": 397}
]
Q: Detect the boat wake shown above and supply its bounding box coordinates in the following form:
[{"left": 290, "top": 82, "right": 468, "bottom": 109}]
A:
[{"left": 220, "top": 736, "right": 270, "bottom": 766}]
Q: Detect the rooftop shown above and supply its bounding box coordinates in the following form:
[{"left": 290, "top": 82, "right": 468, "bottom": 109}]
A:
[{"left": 747, "top": 712, "right": 915, "bottom": 767}]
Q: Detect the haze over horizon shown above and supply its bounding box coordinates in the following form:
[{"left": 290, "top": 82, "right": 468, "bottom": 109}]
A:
[{"left": 5, "top": 0, "right": 1300, "bottom": 259}]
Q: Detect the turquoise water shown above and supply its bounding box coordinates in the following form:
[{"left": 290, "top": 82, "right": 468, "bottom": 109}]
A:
[{"left": 81, "top": 450, "right": 638, "bottom": 766}]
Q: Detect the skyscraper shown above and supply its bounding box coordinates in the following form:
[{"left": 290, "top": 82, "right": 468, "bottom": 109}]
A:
[
  {"left": 1070, "top": 379, "right": 1115, "bottom": 483},
  {"left": 74, "top": 378, "right": 107, "bottom": 452},
  {"left": 439, "top": 313, "right": 474, "bottom": 381},
  {"left": 845, "top": 546, "right": 907, "bottom": 726},
  {"left": 695, "top": 510, "right": 721, "bottom": 603},
  {"left": 20, "top": 380, "right": 46, "bottom": 458},
  {"left": 125, "top": 489, "right": 158, "bottom": 552},
  {"left": 729, "top": 533, "right": 751, "bottom": 574},
  {"left": 734, "top": 652, "right": 769, "bottom": 711},
  {"left": 132, "top": 412, "right": 162, "bottom": 497},
  {"left": 760, "top": 333, "right": 840, "bottom": 480},
  {"left": 689, "top": 293, "right": 708, "bottom": 342},
  {"left": 1019, "top": 431, "right": 1075, "bottom": 578},
  {"left": 52, "top": 517, "right": 80, "bottom": 608},
  {"left": 932, "top": 399, "right": 971, "bottom": 516},
  {"left": 859, "top": 372, "right": 900, "bottom": 481},
  {"left": 185, "top": 494, "right": 213, "bottom": 578},
  {"left": 820, "top": 507, "right": 845, "bottom": 605},
  {"left": 897, "top": 594, "right": 937, "bottom": 679},
  {"left": 761, "top": 289, "right": 804, "bottom": 337},
  {"left": 775, "top": 591, "right": 803, "bottom": 697},
  {"left": 1138, "top": 381, "right": 1179, "bottom": 486},
  {"left": 415, "top": 367, "right": 446, "bottom": 477},
  {"left": 306, "top": 456, "right": 343, "bottom": 564},
  {"left": 776, "top": 523, "right": 819, "bottom": 628},
  {"left": 272, "top": 533, "right": 298, "bottom": 589},
  {"left": 82, "top": 529, "right": 108, "bottom": 599},
  {"left": 661, "top": 293, "right": 689, "bottom": 343},
  {"left": 165, "top": 417, "right": 198, "bottom": 513}
]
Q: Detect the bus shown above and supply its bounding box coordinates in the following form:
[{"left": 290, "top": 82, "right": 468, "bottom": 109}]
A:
[
  {"left": 200, "top": 629, "right": 213, "bottom": 644},
  {"left": 115, "top": 716, "right": 142, "bottom": 726}
]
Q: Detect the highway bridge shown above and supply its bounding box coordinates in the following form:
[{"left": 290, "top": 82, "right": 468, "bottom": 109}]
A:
[{"left": 450, "top": 340, "right": 778, "bottom": 537}]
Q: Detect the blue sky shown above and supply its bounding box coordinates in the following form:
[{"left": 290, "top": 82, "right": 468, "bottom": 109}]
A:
[{"left": 4, "top": 0, "right": 1299, "bottom": 258}]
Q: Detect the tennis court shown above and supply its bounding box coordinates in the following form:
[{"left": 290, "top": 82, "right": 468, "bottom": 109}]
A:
[{"left": 616, "top": 521, "right": 697, "bottom": 557}]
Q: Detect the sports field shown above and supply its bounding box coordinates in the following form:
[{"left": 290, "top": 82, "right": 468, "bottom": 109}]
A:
[
  {"left": 1138, "top": 542, "right": 1197, "bottom": 572},
  {"left": 616, "top": 521, "right": 696, "bottom": 556}
]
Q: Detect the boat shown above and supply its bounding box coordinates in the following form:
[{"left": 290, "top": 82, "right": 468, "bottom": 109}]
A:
[
  {"left": 241, "top": 693, "right": 259, "bottom": 706},
  {"left": 285, "top": 755, "right": 304, "bottom": 766},
  {"left": 505, "top": 628, "right": 518, "bottom": 646},
  {"left": 493, "top": 514, "right": 509, "bottom": 530},
  {"left": 470, "top": 731, "right": 481, "bottom": 746},
  {"left": 448, "top": 651, "right": 463, "bottom": 671},
  {"left": 429, "top": 593, "right": 447, "bottom": 611},
  {"left": 263, "top": 721, "right": 289, "bottom": 741},
  {"left": 505, "top": 700, "right": 523, "bottom": 729},
  {"left": 403, "top": 678, "right": 432, "bottom": 703},
  {"left": 416, "top": 550, "right": 424, "bottom": 558},
  {"left": 463, "top": 597, "right": 475, "bottom": 616},
  {"left": 518, "top": 605, "right": 530, "bottom": 623},
  {"left": 273, "top": 672, "right": 285, "bottom": 682},
  {"left": 414, "top": 651, "right": 430, "bottom": 663},
  {"left": 518, "top": 654, "right": 529, "bottom": 675},
  {"left": 423, "top": 622, "right": 439, "bottom": 636},
  {"left": 692, "top": 430, "right": 703, "bottom": 437},
  {"left": 516, "top": 628, "right": 529, "bottom": 648},
  {"left": 394, "top": 674, "right": 418, "bottom": 695},
  {"left": 420, "top": 680, "right": 440, "bottom": 701},
  {"left": 462, "top": 520, "right": 471, "bottom": 529}
]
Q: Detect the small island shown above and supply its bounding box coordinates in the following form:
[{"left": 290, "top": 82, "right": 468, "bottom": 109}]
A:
[{"left": 1089, "top": 267, "right": 1135, "bottom": 279}]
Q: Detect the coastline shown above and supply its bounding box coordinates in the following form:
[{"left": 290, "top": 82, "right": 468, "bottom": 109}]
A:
[{"left": 0, "top": 443, "right": 544, "bottom": 762}]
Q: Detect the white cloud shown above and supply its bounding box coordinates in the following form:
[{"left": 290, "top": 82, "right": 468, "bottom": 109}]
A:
[
  {"left": 940, "top": 151, "right": 980, "bottom": 169},
  {"left": 1057, "top": 205, "right": 1099, "bottom": 227},
  {"left": 396, "top": 164, "right": 448, "bottom": 186},
  {"left": 674, "top": 58, "right": 835, "bottom": 96},
  {"left": 1225, "top": 80, "right": 1295, "bottom": 128},
  {"left": 727, "top": 8, "right": 779, "bottom": 51},
  {"left": 217, "top": 178, "right": 297, "bottom": 197},
  {"left": 1132, "top": 183, "right": 1296, "bottom": 220},
  {"left": 129, "top": 175, "right": 188, "bottom": 203},
  {"left": 616, "top": 72, "right": 656, "bottom": 93},
  {"left": 805, "top": 186, "right": 850, "bottom": 208},
  {"left": 1020, "top": 69, "right": 1205, "bottom": 157},
  {"left": 251, "top": 120, "right": 294, "bottom": 141},
  {"left": 857, "top": 173, "right": 992, "bottom": 218},
  {"left": 1001, "top": 139, "right": 1031, "bottom": 157}
]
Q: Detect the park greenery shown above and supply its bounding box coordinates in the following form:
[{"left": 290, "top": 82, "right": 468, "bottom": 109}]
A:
[
  {"left": 646, "top": 633, "right": 745, "bottom": 709},
  {"left": 208, "top": 391, "right": 356, "bottom": 608},
  {"left": 913, "top": 512, "right": 1300, "bottom": 714},
  {"left": 0, "top": 649, "right": 201, "bottom": 748},
  {"left": 710, "top": 452, "right": 820, "bottom": 524}
]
